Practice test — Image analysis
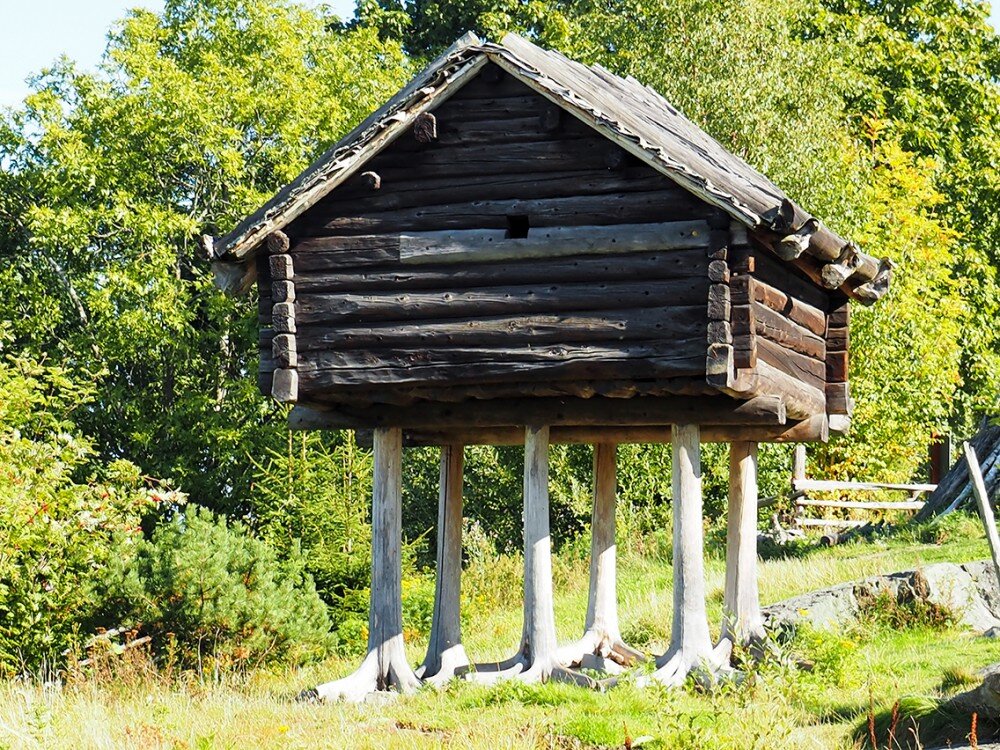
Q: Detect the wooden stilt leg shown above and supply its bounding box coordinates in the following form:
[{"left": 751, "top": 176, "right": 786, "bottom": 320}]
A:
[
  {"left": 419, "top": 444, "right": 469, "bottom": 683},
  {"left": 558, "top": 443, "right": 643, "bottom": 672},
  {"left": 467, "top": 426, "right": 596, "bottom": 688},
  {"left": 723, "top": 441, "right": 765, "bottom": 650},
  {"left": 311, "top": 427, "right": 420, "bottom": 701},
  {"left": 640, "top": 424, "right": 727, "bottom": 687}
]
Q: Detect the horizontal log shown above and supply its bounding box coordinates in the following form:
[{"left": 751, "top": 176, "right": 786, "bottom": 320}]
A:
[
  {"left": 320, "top": 167, "right": 683, "bottom": 215},
  {"left": 293, "top": 248, "right": 709, "bottom": 292},
  {"left": 826, "top": 325, "right": 849, "bottom": 352},
  {"left": 756, "top": 337, "right": 825, "bottom": 389},
  {"left": 337, "top": 415, "right": 830, "bottom": 445},
  {"left": 300, "top": 190, "right": 713, "bottom": 236},
  {"left": 295, "top": 305, "right": 706, "bottom": 351},
  {"left": 286, "top": 395, "right": 786, "bottom": 430},
  {"left": 752, "top": 301, "right": 825, "bottom": 360},
  {"left": 793, "top": 479, "right": 937, "bottom": 493},
  {"left": 295, "top": 340, "right": 707, "bottom": 387},
  {"left": 752, "top": 249, "right": 829, "bottom": 311},
  {"left": 751, "top": 278, "right": 826, "bottom": 337},
  {"left": 753, "top": 360, "right": 826, "bottom": 421},
  {"left": 796, "top": 498, "right": 925, "bottom": 511},
  {"left": 295, "top": 278, "right": 710, "bottom": 325},
  {"left": 397, "top": 221, "right": 711, "bottom": 265}
]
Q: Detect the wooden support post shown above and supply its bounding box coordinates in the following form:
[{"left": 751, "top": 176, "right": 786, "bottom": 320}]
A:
[
  {"left": 965, "top": 442, "right": 1000, "bottom": 591},
  {"left": 722, "top": 441, "right": 765, "bottom": 648},
  {"left": 466, "top": 426, "right": 595, "bottom": 687},
  {"left": 418, "top": 444, "right": 469, "bottom": 682},
  {"left": 311, "top": 427, "right": 420, "bottom": 701},
  {"left": 557, "top": 444, "right": 643, "bottom": 672},
  {"left": 641, "top": 424, "right": 728, "bottom": 686},
  {"left": 792, "top": 444, "right": 807, "bottom": 486}
]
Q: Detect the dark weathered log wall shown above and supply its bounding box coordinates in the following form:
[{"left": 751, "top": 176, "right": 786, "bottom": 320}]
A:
[
  {"left": 258, "top": 65, "right": 723, "bottom": 405},
  {"left": 253, "top": 63, "right": 844, "bottom": 420},
  {"left": 748, "top": 245, "right": 829, "bottom": 398}
]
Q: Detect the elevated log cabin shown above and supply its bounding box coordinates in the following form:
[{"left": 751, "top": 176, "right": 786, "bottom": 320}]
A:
[
  {"left": 208, "top": 33, "right": 891, "bottom": 697},
  {"left": 208, "top": 33, "right": 888, "bottom": 444}
]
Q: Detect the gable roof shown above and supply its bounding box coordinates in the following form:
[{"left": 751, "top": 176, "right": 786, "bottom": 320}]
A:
[{"left": 206, "top": 33, "right": 891, "bottom": 303}]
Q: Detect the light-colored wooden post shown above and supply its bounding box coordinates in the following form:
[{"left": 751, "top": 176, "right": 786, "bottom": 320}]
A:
[
  {"left": 419, "top": 444, "right": 469, "bottom": 682},
  {"left": 558, "top": 443, "right": 642, "bottom": 671},
  {"left": 723, "top": 441, "right": 765, "bottom": 647},
  {"left": 641, "top": 424, "right": 726, "bottom": 687},
  {"left": 965, "top": 442, "right": 1000, "bottom": 589},
  {"left": 792, "top": 444, "right": 807, "bottom": 485},
  {"left": 312, "top": 427, "right": 420, "bottom": 701},
  {"left": 466, "top": 426, "right": 594, "bottom": 687},
  {"left": 521, "top": 424, "right": 559, "bottom": 673}
]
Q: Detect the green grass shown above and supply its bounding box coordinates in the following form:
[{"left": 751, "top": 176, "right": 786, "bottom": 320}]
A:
[{"left": 2, "top": 522, "right": 999, "bottom": 749}]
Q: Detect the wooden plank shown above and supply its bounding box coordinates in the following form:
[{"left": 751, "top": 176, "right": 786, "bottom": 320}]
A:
[
  {"left": 295, "top": 277, "right": 710, "bottom": 325},
  {"left": 296, "top": 340, "right": 707, "bottom": 387},
  {"left": 299, "top": 190, "right": 713, "bottom": 236},
  {"left": 287, "top": 395, "right": 786, "bottom": 430},
  {"left": 295, "top": 306, "right": 707, "bottom": 351},
  {"left": 397, "top": 221, "right": 710, "bottom": 265},
  {"left": 826, "top": 382, "right": 851, "bottom": 415},
  {"left": 792, "top": 479, "right": 938, "bottom": 493},
  {"left": 293, "top": 248, "right": 709, "bottom": 292},
  {"left": 795, "top": 499, "right": 925, "bottom": 511}
]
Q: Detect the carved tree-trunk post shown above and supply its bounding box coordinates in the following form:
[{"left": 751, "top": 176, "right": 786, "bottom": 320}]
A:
[
  {"left": 418, "top": 444, "right": 469, "bottom": 683},
  {"left": 468, "top": 425, "right": 595, "bottom": 687},
  {"left": 558, "top": 443, "right": 643, "bottom": 672},
  {"left": 722, "top": 441, "right": 765, "bottom": 650},
  {"left": 641, "top": 424, "right": 727, "bottom": 687},
  {"left": 311, "top": 427, "right": 420, "bottom": 701}
]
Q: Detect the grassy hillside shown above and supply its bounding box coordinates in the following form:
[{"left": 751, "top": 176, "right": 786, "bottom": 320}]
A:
[{"left": 3, "top": 520, "right": 999, "bottom": 749}]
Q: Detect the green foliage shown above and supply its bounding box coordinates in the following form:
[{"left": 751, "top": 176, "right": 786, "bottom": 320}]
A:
[
  {"left": 0, "top": 340, "right": 168, "bottom": 674},
  {"left": 0, "top": 0, "right": 411, "bottom": 513},
  {"left": 97, "top": 506, "right": 331, "bottom": 669},
  {"left": 251, "top": 431, "right": 373, "bottom": 606}
]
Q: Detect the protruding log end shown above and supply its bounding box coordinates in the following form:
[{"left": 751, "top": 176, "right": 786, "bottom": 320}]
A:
[
  {"left": 266, "top": 230, "right": 290, "bottom": 255},
  {"left": 413, "top": 112, "right": 438, "bottom": 143},
  {"left": 269, "top": 254, "right": 294, "bottom": 280},
  {"left": 774, "top": 218, "right": 820, "bottom": 261},
  {"left": 272, "top": 368, "right": 298, "bottom": 403}
]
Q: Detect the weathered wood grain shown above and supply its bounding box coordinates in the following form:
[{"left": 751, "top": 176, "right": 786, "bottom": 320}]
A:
[
  {"left": 296, "top": 340, "right": 707, "bottom": 387},
  {"left": 293, "top": 248, "right": 709, "bottom": 292},
  {"left": 752, "top": 301, "right": 826, "bottom": 360},
  {"left": 287, "top": 394, "right": 786, "bottom": 430},
  {"left": 295, "top": 278, "right": 710, "bottom": 325},
  {"left": 295, "top": 306, "right": 706, "bottom": 351},
  {"left": 300, "top": 190, "right": 712, "bottom": 236},
  {"left": 396, "top": 221, "right": 710, "bottom": 265}
]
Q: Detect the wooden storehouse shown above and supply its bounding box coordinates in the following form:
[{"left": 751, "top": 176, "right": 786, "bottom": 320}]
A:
[
  {"left": 207, "top": 33, "right": 891, "bottom": 698},
  {"left": 208, "top": 33, "right": 889, "bottom": 444}
]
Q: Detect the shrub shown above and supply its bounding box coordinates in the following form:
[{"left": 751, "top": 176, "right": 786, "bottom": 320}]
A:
[
  {"left": 0, "top": 347, "right": 169, "bottom": 675},
  {"left": 97, "top": 506, "right": 332, "bottom": 670}
]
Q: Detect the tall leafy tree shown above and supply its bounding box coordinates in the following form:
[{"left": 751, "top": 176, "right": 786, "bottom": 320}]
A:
[{"left": 0, "top": 0, "right": 411, "bottom": 512}]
